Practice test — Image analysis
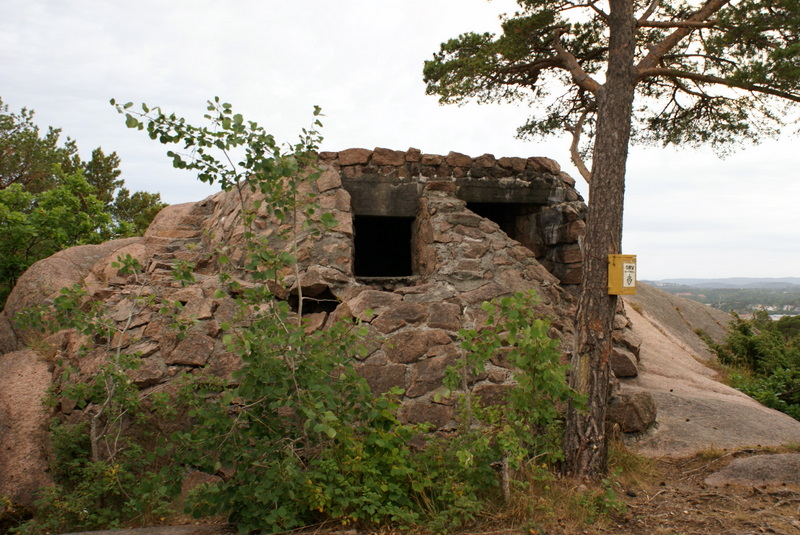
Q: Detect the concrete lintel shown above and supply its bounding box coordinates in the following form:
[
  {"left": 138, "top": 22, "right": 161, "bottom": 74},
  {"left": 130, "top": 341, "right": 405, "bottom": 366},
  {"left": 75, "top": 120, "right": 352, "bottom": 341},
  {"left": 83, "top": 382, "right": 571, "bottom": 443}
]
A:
[{"left": 343, "top": 180, "right": 421, "bottom": 217}]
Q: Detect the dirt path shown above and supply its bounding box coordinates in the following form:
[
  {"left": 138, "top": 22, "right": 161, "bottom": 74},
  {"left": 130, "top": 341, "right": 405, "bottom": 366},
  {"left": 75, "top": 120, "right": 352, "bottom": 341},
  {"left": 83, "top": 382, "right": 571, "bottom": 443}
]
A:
[{"left": 605, "top": 451, "right": 800, "bottom": 535}]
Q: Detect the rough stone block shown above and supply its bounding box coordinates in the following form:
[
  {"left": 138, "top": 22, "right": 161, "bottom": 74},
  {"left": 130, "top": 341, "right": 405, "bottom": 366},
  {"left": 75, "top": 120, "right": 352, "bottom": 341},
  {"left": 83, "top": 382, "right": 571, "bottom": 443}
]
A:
[
  {"left": 338, "top": 148, "right": 372, "bottom": 165},
  {"left": 611, "top": 346, "right": 639, "bottom": 378},
  {"left": 372, "top": 302, "right": 427, "bottom": 334},
  {"left": 490, "top": 346, "right": 514, "bottom": 369},
  {"left": 400, "top": 401, "right": 454, "bottom": 428},
  {"left": 559, "top": 171, "right": 576, "bottom": 187},
  {"left": 560, "top": 220, "right": 586, "bottom": 243},
  {"left": 372, "top": 147, "right": 406, "bottom": 166},
  {"left": 316, "top": 166, "right": 342, "bottom": 192},
  {"left": 426, "top": 302, "right": 461, "bottom": 331},
  {"left": 497, "top": 156, "right": 527, "bottom": 173},
  {"left": 447, "top": 212, "right": 483, "bottom": 228},
  {"left": 302, "top": 312, "right": 328, "bottom": 334},
  {"left": 346, "top": 290, "right": 402, "bottom": 320},
  {"left": 474, "top": 383, "right": 513, "bottom": 406},
  {"left": 384, "top": 329, "right": 452, "bottom": 364},
  {"left": 341, "top": 165, "right": 363, "bottom": 178},
  {"left": 407, "top": 353, "right": 457, "bottom": 397},
  {"left": 421, "top": 153, "right": 444, "bottom": 166},
  {"left": 474, "top": 153, "right": 496, "bottom": 167},
  {"left": 461, "top": 282, "right": 509, "bottom": 304},
  {"left": 206, "top": 351, "right": 242, "bottom": 381},
  {"left": 555, "top": 243, "right": 583, "bottom": 264},
  {"left": 527, "top": 156, "right": 561, "bottom": 174},
  {"left": 357, "top": 364, "right": 407, "bottom": 395},
  {"left": 180, "top": 298, "right": 215, "bottom": 321},
  {"left": 166, "top": 334, "right": 216, "bottom": 366},
  {"left": 607, "top": 390, "right": 657, "bottom": 433},
  {"left": 613, "top": 328, "right": 643, "bottom": 358},
  {"left": 318, "top": 188, "right": 351, "bottom": 212},
  {"left": 553, "top": 262, "right": 582, "bottom": 285},
  {"left": 434, "top": 164, "right": 451, "bottom": 177},
  {"left": 405, "top": 147, "right": 422, "bottom": 162},
  {"left": 462, "top": 241, "right": 490, "bottom": 259},
  {"left": 445, "top": 151, "right": 472, "bottom": 167},
  {"left": 131, "top": 357, "right": 168, "bottom": 388},
  {"left": 452, "top": 166, "right": 467, "bottom": 178}
]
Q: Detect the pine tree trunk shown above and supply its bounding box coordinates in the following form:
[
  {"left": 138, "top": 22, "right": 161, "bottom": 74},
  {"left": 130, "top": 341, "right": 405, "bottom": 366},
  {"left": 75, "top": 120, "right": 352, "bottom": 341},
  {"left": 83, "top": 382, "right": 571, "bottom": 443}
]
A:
[{"left": 563, "top": 0, "right": 637, "bottom": 480}]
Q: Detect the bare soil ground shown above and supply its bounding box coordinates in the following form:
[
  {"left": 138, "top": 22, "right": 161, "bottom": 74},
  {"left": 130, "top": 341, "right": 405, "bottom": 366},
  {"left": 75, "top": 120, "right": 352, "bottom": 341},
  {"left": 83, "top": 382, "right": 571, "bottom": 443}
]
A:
[{"left": 598, "top": 452, "right": 800, "bottom": 535}]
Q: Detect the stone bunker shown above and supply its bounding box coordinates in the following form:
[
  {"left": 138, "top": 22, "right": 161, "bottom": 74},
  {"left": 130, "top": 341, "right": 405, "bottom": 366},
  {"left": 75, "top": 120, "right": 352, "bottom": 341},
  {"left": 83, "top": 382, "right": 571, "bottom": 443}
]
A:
[
  {"left": 0, "top": 147, "right": 647, "bottom": 507},
  {"left": 332, "top": 148, "right": 587, "bottom": 286}
]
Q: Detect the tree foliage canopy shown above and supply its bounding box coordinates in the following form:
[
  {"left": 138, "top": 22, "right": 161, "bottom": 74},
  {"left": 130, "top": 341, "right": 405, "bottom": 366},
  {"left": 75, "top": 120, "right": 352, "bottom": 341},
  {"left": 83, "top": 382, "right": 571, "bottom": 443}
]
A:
[
  {"left": 424, "top": 0, "right": 800, "bottom": 178},
  {"left": 0, "top": 99, "right": 78, "bottom": 193},
  {"left": 0, "top": 97, "right": 167, "bottom": 307},
  {"left": 0, "top": 172, "right": 110, "bottom": 292}
]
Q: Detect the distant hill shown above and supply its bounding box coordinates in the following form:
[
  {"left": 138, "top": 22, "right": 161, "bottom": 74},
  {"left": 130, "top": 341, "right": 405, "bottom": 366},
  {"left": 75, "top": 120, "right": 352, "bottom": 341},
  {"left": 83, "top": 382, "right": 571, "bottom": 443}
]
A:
[
  {"left": 641, "top": 279, "right": 800, "bottom": 315},
  {"left": 645, "top": 277, "right": 800, "bottom": 289}
]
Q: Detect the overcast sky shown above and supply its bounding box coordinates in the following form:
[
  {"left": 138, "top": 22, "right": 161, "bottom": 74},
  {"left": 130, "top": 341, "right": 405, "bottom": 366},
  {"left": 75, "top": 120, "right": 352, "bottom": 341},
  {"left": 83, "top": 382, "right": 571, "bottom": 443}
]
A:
[{"left": 3, "top": 0, "right": 799, "bottom": 280}]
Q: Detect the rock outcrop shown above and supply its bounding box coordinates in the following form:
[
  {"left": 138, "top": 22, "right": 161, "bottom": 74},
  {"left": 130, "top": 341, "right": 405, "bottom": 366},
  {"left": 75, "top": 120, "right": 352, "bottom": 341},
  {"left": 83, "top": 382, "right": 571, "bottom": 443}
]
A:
[
  {"left": 705, "top": 453, "right": 800, "bottom": 487},
  {"left": 621, "top": 284, "right": 800, "bottom": 455},
  {"left": 0, "top": 350, "right": 51, "bottom": 506}
]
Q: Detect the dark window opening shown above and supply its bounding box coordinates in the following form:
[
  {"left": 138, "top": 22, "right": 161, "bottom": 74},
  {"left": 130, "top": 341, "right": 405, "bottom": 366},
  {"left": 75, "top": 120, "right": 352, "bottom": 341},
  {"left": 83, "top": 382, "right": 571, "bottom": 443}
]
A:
[
  {"left": 467, "top": 202, "right": 518, "bottom": 237},
  {"left": 289, "top": 286, "right": 340, "bottom": 315},
  {"left": 466, "top": 202, "right": 537, "bottom": 251},
  {"left": 354, "top": 216, "right": 414, "bottom": 277}
]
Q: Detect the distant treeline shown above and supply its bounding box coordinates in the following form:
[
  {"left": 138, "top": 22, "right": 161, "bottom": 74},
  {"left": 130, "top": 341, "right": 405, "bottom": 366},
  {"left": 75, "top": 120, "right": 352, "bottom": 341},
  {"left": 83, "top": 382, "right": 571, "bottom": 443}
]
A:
[{"left": 651, "top": 284, "right": 800, "bottom": 316}]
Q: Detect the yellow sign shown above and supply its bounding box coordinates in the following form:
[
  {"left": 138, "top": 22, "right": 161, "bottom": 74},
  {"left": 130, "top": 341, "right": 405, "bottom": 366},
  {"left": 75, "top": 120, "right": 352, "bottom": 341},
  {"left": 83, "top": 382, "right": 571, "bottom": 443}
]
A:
[{"left": 608, "top": 254, "right": 637, "bottom": 295}]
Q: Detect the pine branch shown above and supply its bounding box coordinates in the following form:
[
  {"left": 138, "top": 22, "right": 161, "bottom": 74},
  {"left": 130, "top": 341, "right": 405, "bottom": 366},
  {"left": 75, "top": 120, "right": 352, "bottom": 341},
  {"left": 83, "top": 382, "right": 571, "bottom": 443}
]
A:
[
  {"left": 639, "top": 67, "right": 800, "bottom": 103},
  {"left": 637, "top": 0, "right": 661, "bottom": 24},
  {"left": 553, "top": 29, "right": 601, "bottom": 94},
  {"left": 639, "top": 20, "right": 717, "bottom": 28},
  {"left": 636, "top": 0, "right": 732, "bottom": 73},
  {"left": 569, "top": 109, "right": 593, "bottom": 184}
]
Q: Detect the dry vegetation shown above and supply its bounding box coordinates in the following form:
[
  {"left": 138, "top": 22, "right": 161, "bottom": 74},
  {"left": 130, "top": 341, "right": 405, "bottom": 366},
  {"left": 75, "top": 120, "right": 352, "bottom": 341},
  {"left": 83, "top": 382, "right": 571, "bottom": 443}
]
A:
[
  {"left": 524, "top": 447, "right": 800, "bottom": 535},
  {"left": 405, "top": 444, "right": 800, "bottom": 535}
]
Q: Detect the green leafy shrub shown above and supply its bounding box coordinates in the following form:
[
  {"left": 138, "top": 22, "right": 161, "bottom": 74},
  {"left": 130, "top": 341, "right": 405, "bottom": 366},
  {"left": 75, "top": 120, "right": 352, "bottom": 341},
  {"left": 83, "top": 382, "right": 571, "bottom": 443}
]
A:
[
  {"left": 776, "top": 314, "right": 800, "bottom": 341},
  {"left": 12, "top": 258, "right": 184, "bottom": 534},
  {"left": 707, "top": 310, "right": 800, "bottom": 420},
  {"left": 450, "top": 291, "right": 583, "bottom": 467},
  {"left": 173, "top": 307, "right": 430, "bottom": 532},
  {"left": 12, "top": 421, "right": 180, "bottom": 534},
  {"left": 413, "top": 291, "right": 584, "bottom": 532}
]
